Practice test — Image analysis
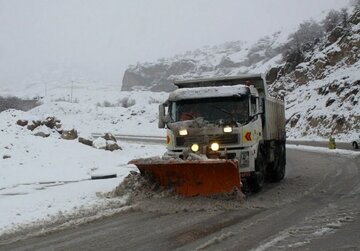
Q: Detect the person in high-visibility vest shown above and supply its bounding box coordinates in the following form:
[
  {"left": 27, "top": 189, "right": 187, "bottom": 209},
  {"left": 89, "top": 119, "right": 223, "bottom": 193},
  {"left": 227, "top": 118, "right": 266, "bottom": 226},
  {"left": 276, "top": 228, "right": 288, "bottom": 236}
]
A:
[{"left": 329, "top": 136, "right": 336, "bottom": 149}]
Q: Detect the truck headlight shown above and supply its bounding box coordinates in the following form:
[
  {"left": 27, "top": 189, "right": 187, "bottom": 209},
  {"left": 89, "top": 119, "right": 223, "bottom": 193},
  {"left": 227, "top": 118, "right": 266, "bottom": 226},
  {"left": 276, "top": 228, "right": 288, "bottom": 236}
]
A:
[
  {"left": 223, "top": 126, "right": 232, "bottom": 133},
  {"left": 179, "top": 129, "right": 188, "bottom": 136},
  {"left": 210, "top": 142, "right": 220, "bottom": 151},
  {"left": 191, "top": 144, "right": 199, "bottom": 152}
]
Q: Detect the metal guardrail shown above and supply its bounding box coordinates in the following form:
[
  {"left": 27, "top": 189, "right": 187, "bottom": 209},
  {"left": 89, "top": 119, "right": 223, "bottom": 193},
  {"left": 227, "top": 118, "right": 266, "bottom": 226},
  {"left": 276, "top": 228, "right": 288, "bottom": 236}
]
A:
[
  {"left": 286, "top": 140, "right": 357, "bottom": 151},
  {"left": 91, "top": 133, "right": 166, "bottom": 144},
  {"left": 91, "top": 134, "right": 358, "bottom": 151}
]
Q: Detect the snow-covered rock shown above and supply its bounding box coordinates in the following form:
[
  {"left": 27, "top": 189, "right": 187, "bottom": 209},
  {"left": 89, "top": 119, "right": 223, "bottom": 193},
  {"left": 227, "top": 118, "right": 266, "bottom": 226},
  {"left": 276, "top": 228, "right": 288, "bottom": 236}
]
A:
[
  {"left": 270, "top": 9, "right": 360, "bottom": 140},
  {"left": 121, "top": 31, "right": 287, "bottom": 92},
  {"left": 92, "top": 137, "right": 107, "bottom": 149}
]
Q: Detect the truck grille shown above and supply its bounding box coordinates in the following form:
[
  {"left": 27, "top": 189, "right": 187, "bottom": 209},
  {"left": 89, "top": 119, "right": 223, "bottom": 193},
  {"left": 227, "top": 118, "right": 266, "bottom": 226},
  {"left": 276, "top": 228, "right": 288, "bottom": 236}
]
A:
[{"left": 176, "top": 134, "right": 239, "bottom": 147}]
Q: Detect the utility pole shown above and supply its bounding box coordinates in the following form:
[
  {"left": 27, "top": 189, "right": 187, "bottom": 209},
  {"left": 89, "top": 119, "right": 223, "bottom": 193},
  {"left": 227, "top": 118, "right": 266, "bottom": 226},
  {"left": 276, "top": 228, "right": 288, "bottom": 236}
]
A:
[{"left": 71, "top": 81, "right": 74, "bottom": 103}]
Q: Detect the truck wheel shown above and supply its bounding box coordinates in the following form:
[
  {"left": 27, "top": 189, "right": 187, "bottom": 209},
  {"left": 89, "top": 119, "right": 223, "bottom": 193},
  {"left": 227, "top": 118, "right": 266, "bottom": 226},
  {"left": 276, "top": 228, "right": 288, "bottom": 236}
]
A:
[
  {"left": 249, "top": 150, "right": 265, "bottom": 193},
  {"left": 268, "top": 144, "right": 286, "bottom": 182},
  {"left": 353, "top": 142, "right": 359, "bottom": 149}
]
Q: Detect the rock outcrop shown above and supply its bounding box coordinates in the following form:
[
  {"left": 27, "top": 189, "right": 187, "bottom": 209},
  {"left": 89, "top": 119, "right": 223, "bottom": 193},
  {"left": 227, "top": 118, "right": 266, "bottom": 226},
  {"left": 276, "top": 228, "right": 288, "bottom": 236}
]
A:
[
  {"left": 269, "top": 10, "right": 360, "bottom": 138},
  {"left": 122, "top": 33, "right": 285, "bottom": 92},
  {"left": 61, "top": 129, "right": 78, "bottom": 140}
]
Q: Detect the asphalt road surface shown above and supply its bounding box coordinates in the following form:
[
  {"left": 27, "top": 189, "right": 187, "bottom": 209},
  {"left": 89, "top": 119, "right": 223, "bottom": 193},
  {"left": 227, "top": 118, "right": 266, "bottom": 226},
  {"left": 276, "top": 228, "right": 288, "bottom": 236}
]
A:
[{"left": 1, "top": 146, "right": 360, "bottom": 251}]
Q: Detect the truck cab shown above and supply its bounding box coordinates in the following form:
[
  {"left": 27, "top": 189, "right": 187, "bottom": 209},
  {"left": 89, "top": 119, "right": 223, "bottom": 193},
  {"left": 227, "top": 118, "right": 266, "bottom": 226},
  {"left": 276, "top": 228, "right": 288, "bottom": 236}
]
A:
[{"left": 159, "top": 74, "right": 286, "bottom": 192}]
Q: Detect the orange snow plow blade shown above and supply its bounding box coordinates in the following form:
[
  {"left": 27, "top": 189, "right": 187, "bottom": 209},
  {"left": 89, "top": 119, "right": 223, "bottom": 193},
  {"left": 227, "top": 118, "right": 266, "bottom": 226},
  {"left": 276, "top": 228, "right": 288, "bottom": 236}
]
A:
[{"left": 129, "top": 159, "right": 241, "bottom": 197}]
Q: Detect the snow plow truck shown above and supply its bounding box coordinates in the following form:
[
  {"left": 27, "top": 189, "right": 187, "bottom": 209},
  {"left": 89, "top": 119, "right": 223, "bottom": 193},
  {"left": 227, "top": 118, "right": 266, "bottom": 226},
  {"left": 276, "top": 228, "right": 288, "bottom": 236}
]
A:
[{"left": 130, "top": 74, "right": 286, "bottom": 196}]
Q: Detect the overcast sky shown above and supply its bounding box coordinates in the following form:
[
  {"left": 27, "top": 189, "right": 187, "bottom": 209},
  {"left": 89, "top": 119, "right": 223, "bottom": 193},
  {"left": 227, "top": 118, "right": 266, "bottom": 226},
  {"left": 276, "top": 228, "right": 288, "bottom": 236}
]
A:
[{"left": 0, "top": 0, "right": 350, "bottom": 88}]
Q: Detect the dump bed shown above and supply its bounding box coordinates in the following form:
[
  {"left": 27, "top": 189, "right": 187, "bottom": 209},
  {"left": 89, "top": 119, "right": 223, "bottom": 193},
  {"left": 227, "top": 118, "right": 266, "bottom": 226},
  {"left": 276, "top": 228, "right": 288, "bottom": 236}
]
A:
[{"left": 263, "top": 97, "right": 286, "bottom": 141}]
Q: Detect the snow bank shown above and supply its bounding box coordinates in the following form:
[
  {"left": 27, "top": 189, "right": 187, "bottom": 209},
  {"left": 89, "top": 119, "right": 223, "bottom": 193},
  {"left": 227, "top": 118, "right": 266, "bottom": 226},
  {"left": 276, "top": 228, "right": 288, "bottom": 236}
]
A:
[{"left": 0, "top": 107, "right": 166, "bottom": 236}]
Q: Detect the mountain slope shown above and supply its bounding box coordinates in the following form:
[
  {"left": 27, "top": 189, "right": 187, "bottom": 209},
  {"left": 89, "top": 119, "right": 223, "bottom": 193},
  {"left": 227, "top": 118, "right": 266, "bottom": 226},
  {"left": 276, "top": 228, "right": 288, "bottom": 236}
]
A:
[
  {"left": 121, "top": 31, "right": 288, "bottom": 92},
  {"left": 121, "top": 8, "right": 360, "bottom": 140},
  {"left": 270, "top": 9, "right": 360, "bottom": 139}
]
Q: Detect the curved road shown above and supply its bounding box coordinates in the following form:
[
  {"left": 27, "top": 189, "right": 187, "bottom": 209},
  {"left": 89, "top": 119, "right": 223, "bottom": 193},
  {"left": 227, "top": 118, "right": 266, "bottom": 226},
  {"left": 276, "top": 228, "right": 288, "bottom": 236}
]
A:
[
  {"left": 92, "top": 133, "right": 359, "bottom": 151},
  {"left": 1, "top": 146, "right": 360, "bottom": 250}
]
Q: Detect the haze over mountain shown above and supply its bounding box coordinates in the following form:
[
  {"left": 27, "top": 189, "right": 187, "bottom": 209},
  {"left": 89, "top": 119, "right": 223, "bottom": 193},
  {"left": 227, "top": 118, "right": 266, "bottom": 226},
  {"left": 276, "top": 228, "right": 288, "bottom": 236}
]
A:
[
  {"left": 121, "top": 5, "right": 360, "bottom": 139},
  {"left": 0, "top": 0, "right": 349, "bottom": 91}
]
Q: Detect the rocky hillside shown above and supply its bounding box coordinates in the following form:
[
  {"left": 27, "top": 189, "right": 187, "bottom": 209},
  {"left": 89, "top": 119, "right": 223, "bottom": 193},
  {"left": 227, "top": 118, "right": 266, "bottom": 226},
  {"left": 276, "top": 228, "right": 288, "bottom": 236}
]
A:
[
  {"left": 122, "top": 7, "right": 360, "bottom": 140},
  {"left": 122, "top": 31, "right": 287, "bottom": 92},
  {"left": 270, "top": 9, "right": 360, "bottom": 139}
]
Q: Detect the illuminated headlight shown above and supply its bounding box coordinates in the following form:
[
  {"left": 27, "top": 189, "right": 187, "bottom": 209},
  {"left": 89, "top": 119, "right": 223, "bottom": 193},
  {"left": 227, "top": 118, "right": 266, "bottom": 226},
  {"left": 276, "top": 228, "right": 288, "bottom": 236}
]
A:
[
  {"left": 240, "top": 151, "right": 250, "bottom": 167},
  {"left": 223, "top": 126, "right": 232, "bottom": 133},
  {"left": 179, "top": 129, "right": 188, "bottom": 136},
  {"left": 191, "top": 144, "right": 200, "bottom": 152},
  {"left": 210, "top": 142, "right": 220, "bottom": 151}
]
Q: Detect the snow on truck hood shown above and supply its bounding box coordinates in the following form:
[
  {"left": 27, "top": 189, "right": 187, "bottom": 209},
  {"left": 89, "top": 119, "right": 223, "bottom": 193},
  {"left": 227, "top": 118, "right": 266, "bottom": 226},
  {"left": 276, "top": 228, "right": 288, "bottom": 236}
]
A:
[{"left": 168, "top": 84, "right": 250, "bottom": 101}]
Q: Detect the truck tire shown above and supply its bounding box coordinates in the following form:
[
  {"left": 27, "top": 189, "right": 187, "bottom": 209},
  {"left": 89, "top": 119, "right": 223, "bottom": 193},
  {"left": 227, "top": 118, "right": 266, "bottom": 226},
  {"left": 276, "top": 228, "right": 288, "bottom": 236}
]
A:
[
  {"left": 268, "top": 144, "right": 286, "bottom": 182},
  {"left": 249, "top": 149, "right": 265, "bottom": 193}
]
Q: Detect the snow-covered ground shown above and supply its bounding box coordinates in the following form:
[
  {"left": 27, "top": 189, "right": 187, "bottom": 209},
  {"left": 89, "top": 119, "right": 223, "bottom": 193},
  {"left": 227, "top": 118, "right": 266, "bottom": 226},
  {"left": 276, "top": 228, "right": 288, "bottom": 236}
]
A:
[
  {"left": 0, "top": 82, "right": 358, "bottom": 237},
  {"left": 1, "top": 82, "right": 168, "bottom": 136},
  {"left": 0, "top": 84, "right": 167, "bottom": 236}
]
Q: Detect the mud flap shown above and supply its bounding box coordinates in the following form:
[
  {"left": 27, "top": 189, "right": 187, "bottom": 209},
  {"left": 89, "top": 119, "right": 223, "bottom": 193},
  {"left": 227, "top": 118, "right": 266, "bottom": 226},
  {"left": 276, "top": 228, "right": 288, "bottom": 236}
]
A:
[{"left": 129, "top": 159, "right": 241, "bottom": 197}]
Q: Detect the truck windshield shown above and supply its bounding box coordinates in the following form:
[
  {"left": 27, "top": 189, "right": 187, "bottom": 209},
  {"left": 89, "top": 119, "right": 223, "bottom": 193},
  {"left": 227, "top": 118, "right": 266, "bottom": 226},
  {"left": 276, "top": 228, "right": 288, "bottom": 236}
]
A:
[{"left": 171, "top": 97, "right": 249, "bottom": 124}]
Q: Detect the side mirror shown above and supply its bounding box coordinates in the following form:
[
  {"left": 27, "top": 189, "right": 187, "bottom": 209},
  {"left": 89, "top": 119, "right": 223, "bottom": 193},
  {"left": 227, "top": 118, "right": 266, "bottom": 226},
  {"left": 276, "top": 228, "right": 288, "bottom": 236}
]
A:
[
  {"left": 158, "top": 104, "right": 166, "bottom": 128},
  {"left": 158, "top": 102, "right": 170, "bottom": 128}
]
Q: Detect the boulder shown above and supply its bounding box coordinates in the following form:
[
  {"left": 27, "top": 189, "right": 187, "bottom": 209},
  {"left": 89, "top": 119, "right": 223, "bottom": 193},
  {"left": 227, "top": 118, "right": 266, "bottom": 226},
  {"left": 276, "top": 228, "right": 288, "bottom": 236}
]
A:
[
  {"left": 92, "top": 138, "right": 121, "bottom": 151},
  {"left": 16, "top": 119, "right": 28, "bottom": 127},
  {"left": 79, "top": 137, "right": 93, "bottom": 146},
  {"left": 61, "top": 129, "right": 78, "bottom": 140},
  {"left": 34, "top": 132, "right": 50, "bottom": 138},
  {"left": 106, "top": 142, "right": 122, "bottom": 151},
  {"left": 3, "top": 155, "right": 11, "bottom": 159},
  {"left": 102, "top": 133, "right": 117, "bottom": 142},
  {"left": 27, "top": 120, "right": 42, "bottom": 131},
  {"left": 44, "top": 116, "right": 61, "bottom": 129}
]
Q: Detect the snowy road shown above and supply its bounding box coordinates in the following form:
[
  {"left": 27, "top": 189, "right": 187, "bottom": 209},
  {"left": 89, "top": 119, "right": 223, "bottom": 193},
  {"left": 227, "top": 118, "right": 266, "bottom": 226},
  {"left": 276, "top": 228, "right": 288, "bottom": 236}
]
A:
[{"left": 1, "top": 148, "right": 360, "bottom": 251}]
